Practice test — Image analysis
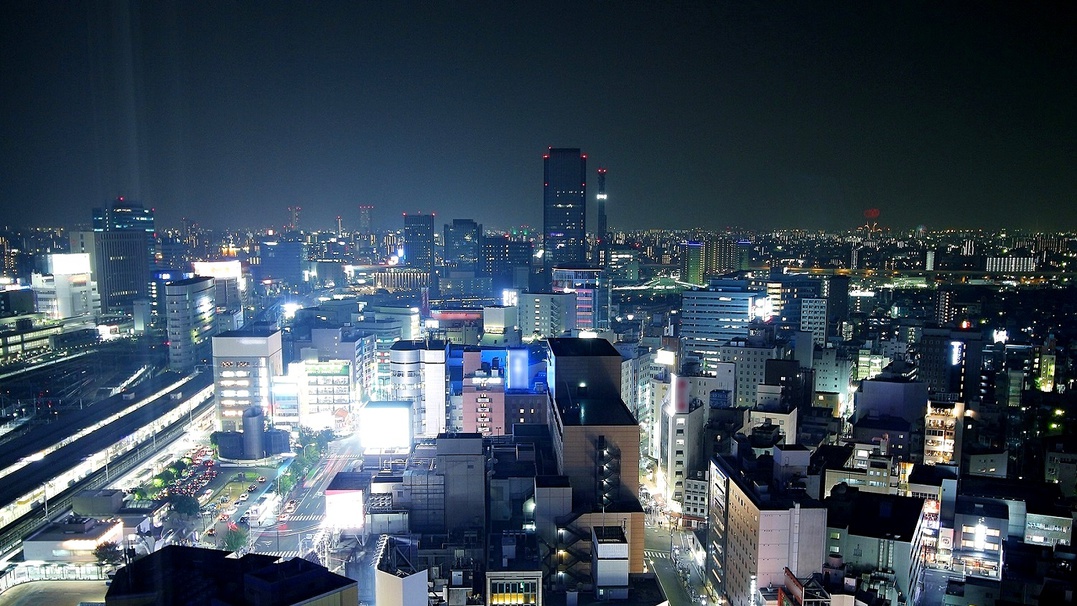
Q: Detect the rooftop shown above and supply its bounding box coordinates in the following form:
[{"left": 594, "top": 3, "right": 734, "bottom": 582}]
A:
[
  {"left": 554, "top": 396, "right": 637, "bottom": 427},
  {"left": 826, "top": 488, "right": 925, "bottom": 542},
  {"left": 547, "top": 337, "right": 621, "bottom": 358}
]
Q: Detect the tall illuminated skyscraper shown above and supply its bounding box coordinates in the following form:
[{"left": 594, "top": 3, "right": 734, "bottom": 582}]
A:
[
  {"left": 403, "top": 213, "right": 435, "bottom": 274},
  {"left": 680, "top": 241, "right": 704, "bottom": 285},
  {"left": 542, "top": 148, "right": 587, "bottom": 279}
]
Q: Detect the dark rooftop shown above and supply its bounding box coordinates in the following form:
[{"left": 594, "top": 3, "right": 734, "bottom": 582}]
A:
[
  {"left": 955, "top": 496, "right": 1009, "bottom": 520},
  {"left": 216, "top": 326, "right": 279, "bottom": 338},
  {"left": 326, "top": 472, "right": 366, "bottom": 492},
  {"left": 105, "top": 545, "right": 354, "bottom": 605},
  {"left": 853, "top": 414, "right": 911, "bottom": 431},
  {"left": 168, "top": 276, "right": 212, "bottom": 286},
  {"left": 554, "top": 396, "right": 637, "bottom": 427},
  {"left": 547, "top": 337, "right": 622, "bottom": 358},
  {"left": 961, "top": 475, "right": 1069, "bottom": 517},
  {"left": 908, "top": 464, "right": 959, "bottom": 486},
  {"left": 826, "top": 487, "right": 925, "bottom": 542}
]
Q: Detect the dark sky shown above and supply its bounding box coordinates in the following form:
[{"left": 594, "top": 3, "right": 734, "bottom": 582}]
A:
[{"left": 1, "top": 1, "right": 1074, "bottom": 232}]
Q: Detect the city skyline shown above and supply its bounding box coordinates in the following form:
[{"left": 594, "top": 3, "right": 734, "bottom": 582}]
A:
[{"left": 2, "top": 2, "right": 1075, "bottom": 232}]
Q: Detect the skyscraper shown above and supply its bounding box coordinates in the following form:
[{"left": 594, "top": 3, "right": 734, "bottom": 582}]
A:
[
  {"left": 542, "top": 148, "right": 587, "bottom": 279},
  {"left": 443, "top": 218, "right": 482, "bottom": 272},
  {"left": 358, "top": 205, "right": 374, "bottom": 236},
  {"left": 165, "top": 276, "right": 216, "bottom": 372},
  {"left": 596, "top": 167, "right": 608, "bottom": 242},
  {"left": 87, "top": 198, "right": 154, "bottom": 313},
  {"left": 680, "top": 241, "right": 705, "bottom": 285},
  {"left": 94, "top": 197, "right": 157, "bottom": 269},
  {"left": 403, "top": 213, "right": 435, "bottom": 274}
]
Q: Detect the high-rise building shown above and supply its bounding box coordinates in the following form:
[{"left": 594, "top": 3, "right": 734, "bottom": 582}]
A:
[
  {"left": 479, "top": 237, "right": 532, "bottom": 291},
  {"left": 93, "top": 197, "right": 157, "bottom": 270},
  {"left": 443, "top": 219, "right": 482, "bottom": 272},
  {"left": 680, "top": 282, "right": 766, "bottom": 372},
  {"left": 596, "top": 167, "right": 608, "bottom": 242},
  {"left": 517, "top": 292, "right": 577, "bottom": 341},
  {"left": 358, "top": 205, "right": 374, "bottom": 236},
  {"left": 165, "top": 276, "right": 216, "bottom": 372},
  {"left": 680, "top": 241, "right": 705, "bottom": 285},
  {"left": 551, "top": 266, "right": 608, "bottom": 331},
  {"left": 403, "top": 213, "right": 435, "bottom": 274},
  {"left": 708, "top": 448, "right": 827, "bottom": 606},
  {"left": 256, "top": 240, "right": 307, "bottom": 285},
  {"left": 704, "top": 237, "right": 736, "bottom": 277},
  {"left": 212, "top": 327, "right": 283, "bottom": 432},
  {"left": 542, "top": 148, "right": 587, "bottom": 279},
  {"left": 92, "top": 230, "right": 149, "bottom": 313}
]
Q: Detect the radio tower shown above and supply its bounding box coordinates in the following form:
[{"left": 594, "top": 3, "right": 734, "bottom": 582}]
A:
[{"left": 596, "top": 168, "right": 608, "bottom": 242}]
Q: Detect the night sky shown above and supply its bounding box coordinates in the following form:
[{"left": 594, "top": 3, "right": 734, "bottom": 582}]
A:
[{"left": 1, "top": 1, "right": 1074, "bottom": 232}]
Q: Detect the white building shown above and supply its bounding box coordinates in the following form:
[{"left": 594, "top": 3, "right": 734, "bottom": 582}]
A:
[
  {"left": 799, "top": 298, "right": 828, "bottom": 347},
  {"left": 708, "top": 452, "right": 827, "bottom": 606},
  {"left": 718, "top": 339, "right": 784, "bottom": 408},
  {"left": 31, "top": 253, "right": 100, "bottom": 320},
  {"left": 165, "top": 276, "right": 216, "bottom": 372},
  {"left": 389, "top": 340, "right": 447, "bottom": 438},
  {"left": 518, "top": 292, "right": 576, "bottom": 341},
  {"left": 212, "top": 328, "right": 283, "bottom": 432}
]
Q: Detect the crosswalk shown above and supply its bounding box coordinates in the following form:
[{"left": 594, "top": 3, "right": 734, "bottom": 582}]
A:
[
  {"left": 644, "top": 549, "right": 669, "bottom": 560},
  {"left": 282, "top": 513, "right": 324, "bottom": 522},
  {"left": 255, "top": 550, "right": 301, "bottom": 559}
]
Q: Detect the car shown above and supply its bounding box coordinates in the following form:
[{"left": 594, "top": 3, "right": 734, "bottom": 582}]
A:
[
  {"left": 257, "top": 476, "right": 267, "bottom": 483},
  {"left": 277, "top": 514, "right": 289, "bottom": 522},
  {"left": 218, "top": 513, "right": 229, "bottom": 521},
  {"left": 204, "top": 528, "right": 216, "bottom": 536},
  {"left": 239, "top": 493, "right": 249, "bottom": 501},
  {"left": 247, "top": 484, "right": 257, "bottom": 492}
]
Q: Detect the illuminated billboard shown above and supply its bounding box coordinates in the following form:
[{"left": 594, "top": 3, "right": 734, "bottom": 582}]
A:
[
  {"left": 359, "top": 401, "right": 413, "bottom": 450},
  {"left": 193, "top": 260, "right": 243, "bottom": 279},
  {"left": 507, "top": 348, "right": 528, "bottom": 390},
  {"left": 48, "top": 253, "right": 91, "bottom": 275}
]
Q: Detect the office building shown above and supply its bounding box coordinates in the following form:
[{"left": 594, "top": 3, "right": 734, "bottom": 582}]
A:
[
  {"left": 403, "top": 213, "right": 435, "bottom": 274},
  {"left": 389, "top": 340, "right": 448, "bottom": 438},
  {"left": 93, "top": 197, "right": 156, "bottom": 269},
  {"left": 91, "top": 230, "right": 149, "bottom": 313},
  {"left": 542, "top": 148, "right": 587, "bottom": 278},
  {"left": 256, "top": 240, "right": 307, "bottom": 285},
  {"left": 551, "top": 266, "right": 608, "bottom": 331},
  {"left": 212, "top": 327, "right": 283, "bottom": 432},
  {"left": 479, "top": 237, "right": 532, "bottom": 291},
  {"left": 165, "top": 276, "right": 216, "bottom": 372},
  {"left": 191, "top": 260, "right": 249, "bottom": 314},
  {"left": 680, "top": 283, "right": 766, "bottom": 373},
  {"left": 443, "top": 218, "right": 482, "bottom": 272}
]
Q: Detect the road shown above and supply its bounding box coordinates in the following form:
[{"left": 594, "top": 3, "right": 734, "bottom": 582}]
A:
[
  {"left": 644, "top": 521, "right": 701, "bottom": 606},
  {"left": 248, "top": 432, "right": 364, "bottom": 560}
]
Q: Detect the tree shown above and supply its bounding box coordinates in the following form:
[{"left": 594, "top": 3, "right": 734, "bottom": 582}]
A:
[
  {"left": 93, "top": 541, "right": 123, "bottom": 566},
  {"left": 168, "top": 494, "right": 200, "bottom": 517},
  {"left": 222, "top": 528, "right": 249, "bottom": 552}
]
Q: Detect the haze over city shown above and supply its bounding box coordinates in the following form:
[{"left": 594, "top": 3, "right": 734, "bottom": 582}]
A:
[{"left": 2, "top": 1, "right": 1075, "bottom": 231}]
